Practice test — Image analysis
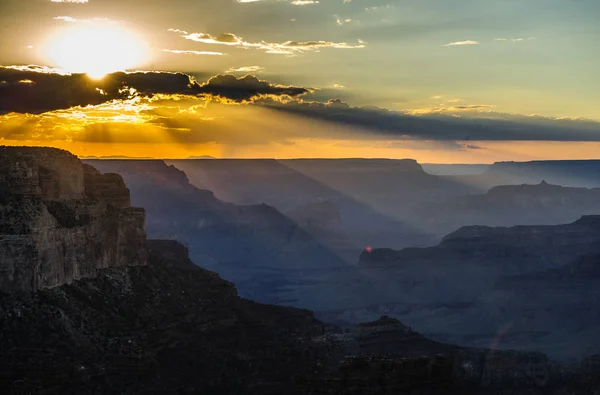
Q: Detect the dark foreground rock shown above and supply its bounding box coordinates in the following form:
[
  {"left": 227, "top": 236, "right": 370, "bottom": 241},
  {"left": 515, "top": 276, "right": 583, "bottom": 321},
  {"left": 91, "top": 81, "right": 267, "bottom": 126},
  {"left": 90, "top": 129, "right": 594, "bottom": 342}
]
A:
[
  {"left": 0, "top": 240, "right": 332, "bottom": 395},
  {"left": 3, "top": 242, "right": 600, "bottom": 394}
]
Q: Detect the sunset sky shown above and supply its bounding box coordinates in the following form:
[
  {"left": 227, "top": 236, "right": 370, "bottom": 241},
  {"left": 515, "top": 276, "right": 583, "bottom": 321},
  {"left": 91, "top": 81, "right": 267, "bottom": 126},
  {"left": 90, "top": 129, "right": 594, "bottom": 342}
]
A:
[{"left": 0, "top": 0, "right": 599, "bottom": 162}]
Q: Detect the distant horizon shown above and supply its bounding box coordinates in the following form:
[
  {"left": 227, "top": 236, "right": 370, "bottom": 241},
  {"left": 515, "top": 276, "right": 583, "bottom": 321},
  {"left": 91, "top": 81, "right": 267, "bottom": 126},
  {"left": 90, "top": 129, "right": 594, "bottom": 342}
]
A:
[{"left": 80, "top": 155, "right": 600, "bottom": 165}]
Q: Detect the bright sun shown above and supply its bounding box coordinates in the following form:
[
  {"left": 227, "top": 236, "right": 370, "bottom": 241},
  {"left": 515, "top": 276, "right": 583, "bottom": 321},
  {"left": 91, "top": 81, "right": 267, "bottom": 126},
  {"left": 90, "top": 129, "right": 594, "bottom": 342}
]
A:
[{"left": 44, "top": 22, "right": 148, "bottom": 79}]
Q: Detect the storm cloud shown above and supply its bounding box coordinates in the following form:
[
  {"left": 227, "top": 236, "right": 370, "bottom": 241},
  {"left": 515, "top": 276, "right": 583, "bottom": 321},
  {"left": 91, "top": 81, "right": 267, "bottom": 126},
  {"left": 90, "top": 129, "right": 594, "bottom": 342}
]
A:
[
  {"left": 264, "top": 99, "right": 600, "bottom": 142},
  {"left": 0, "top": 66, "right": 311, "bottom": 114}
]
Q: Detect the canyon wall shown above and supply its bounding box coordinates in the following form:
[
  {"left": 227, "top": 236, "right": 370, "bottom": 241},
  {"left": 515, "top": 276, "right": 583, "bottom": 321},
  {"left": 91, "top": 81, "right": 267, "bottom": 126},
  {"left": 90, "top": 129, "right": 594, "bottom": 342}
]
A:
[{"left": 0, "top": 147, "right": 147, "bottom": 292}]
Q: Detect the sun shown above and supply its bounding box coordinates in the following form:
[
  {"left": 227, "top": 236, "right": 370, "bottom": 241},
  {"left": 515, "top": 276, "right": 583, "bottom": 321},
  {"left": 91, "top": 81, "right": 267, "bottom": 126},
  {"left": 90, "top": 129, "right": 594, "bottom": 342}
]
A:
[{"left": 44, "top": 21, "right": 149, "bottom": 79}]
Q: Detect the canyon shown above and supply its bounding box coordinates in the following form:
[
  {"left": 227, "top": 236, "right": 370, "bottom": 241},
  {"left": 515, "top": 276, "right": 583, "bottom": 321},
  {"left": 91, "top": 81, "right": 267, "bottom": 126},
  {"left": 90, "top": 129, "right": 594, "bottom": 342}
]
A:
[
  {"left": 6, "top": 148, "right": 600, "bottom": 393},
  {"left": 2, "top": 148, "right": 600, "bottom": 393}
]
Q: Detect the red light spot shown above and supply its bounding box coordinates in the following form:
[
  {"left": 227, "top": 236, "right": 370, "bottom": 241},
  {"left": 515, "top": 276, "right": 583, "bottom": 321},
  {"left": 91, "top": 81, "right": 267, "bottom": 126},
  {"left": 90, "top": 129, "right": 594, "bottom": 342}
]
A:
[{"left": 365, "top": 246, "right": 373, "bottom": 253}]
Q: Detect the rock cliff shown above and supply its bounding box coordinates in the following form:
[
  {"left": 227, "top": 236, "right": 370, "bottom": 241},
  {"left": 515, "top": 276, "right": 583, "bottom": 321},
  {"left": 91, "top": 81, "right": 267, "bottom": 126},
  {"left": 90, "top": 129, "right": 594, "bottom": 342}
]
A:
[
  {"left": 0, "top": 239, "right": 333, "bottom": 395},
  {"left": 2, "top": 149, "right": 600, "bottom": 393},
  {"left": 0, "top": 147, "right": 147, "bottom": 292},
  {"left": 84, "top": 159, "right": 344, "bottom": 270},
  {"left": 349, "top": 217, "right": 600, "bottom": 360},
  {"left": 84, "top": 159, "right": 351, "bottom": 307},
  {"left": 360, "top": 215, "right": 600, "bottom": 271}
]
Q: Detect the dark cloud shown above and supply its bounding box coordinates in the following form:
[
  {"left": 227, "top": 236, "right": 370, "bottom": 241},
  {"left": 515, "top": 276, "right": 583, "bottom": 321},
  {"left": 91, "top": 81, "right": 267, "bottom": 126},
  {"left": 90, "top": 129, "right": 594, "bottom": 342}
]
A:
[
  {"left": 0, "top": 65, "right": 310, "bottom": 114},
  {"left": 263, "top": 100, "right": 600, "bottom": 142},
  {"left": 197, "top": 74, "right": 310, "bottom": 102}
]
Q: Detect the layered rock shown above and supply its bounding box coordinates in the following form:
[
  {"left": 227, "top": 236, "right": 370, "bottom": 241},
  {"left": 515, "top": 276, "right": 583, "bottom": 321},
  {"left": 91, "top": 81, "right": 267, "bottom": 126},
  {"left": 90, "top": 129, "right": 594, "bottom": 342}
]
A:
[
  {"left": 453, "top": 252, "right": 600, "bottom": 360},
  {"left": 360, "top": 215, "right": 600, "bottom": 270},
  {"left": 168, "top": 158, "right": 469, "bottom": 234},
  {"left": 414, "top": 182, "right": 600, "bottom": 235},
  {"left": 169, "top": 158, "right": 475, "bottom": 216},
  {"left": 2, "top": 237, "right": 593, "bottom": 394},
  {"left": 1, "top": 150, "right": 600, "bottom": 393},
  {"left": 486, "top": 160, "right": 600, "bottom": 188},
  {"left": 0, "top": 239, "right": 333, "bottom": 395},
  {"left": 0, "top": 147, "right": 147, "bottom": 292},
  {"left": 84, "top": 159, "right": 354, "bottom": 307},
  {"left": 322, "top": 315, "right": 554, "bottom": 392},
  {"left": 348, "top": 217, "right": 600, "bottom": 360},
  {"left": 85, "top": 159, "right": 344, "bottom": 270}
]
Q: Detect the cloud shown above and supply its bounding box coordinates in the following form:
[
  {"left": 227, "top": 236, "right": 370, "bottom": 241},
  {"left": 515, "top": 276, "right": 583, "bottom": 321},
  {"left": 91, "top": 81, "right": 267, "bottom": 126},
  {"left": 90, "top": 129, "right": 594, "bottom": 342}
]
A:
[
  {"left": 237, "top": 0, "right": 319, "bottom": 4},
  {"left": 50, "top": 0, "right": 88, "bottom": 3},
  {"left": 495, "top": 37, "right": 536, "bottom": 42},
  {"left": 53, "top": 16, "right": 121, "bottom": 24},
  {"left": 3, "top": 88, "right": 600, "bottom": 151},
  {"left": 335, "top": 15, "right": 357, "bottom": 26},
  {"left": 0, "top": 66, "right": 311, "bottom": 113},
  {"left": 197, "top": 74, "right": 310, "bottom": 102},
  {"left": 54, "top": 16, "right": 78, "bottom": 22},
  {"left": 443, "top": 40, "right": 479, "bottom": 46},
  {"left": 406, "top": 104, "right": 494, "bottom": 115},
  {"left": 228, "top": 66, "right": 265, "bottom": 73},
  {"left": 168, "top": 28, "right": 365, "bottom": 55},
  {"left": 335, "top": 140, "right": 483, "bottom": 152},
  {"left": 162, "top": 49, "right": 225, "bottom": 56},
  {"left": 262, "top": 99, "right": 600, "bottom": 142},
  {"left": 365, "top": 5, "right": 394, "bottom": 11}
]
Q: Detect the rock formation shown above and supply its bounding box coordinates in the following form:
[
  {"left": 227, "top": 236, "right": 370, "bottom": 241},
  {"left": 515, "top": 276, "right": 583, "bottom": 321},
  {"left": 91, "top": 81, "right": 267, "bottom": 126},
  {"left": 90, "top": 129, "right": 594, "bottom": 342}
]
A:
[
  {"left": 348, "top": 217, "right": 600, "bottom": 360},
  {"left": 84, "top": 159, "right": 353, "bottom": 307},
  {"left": 168, "top": 158, "right": 475, "bottom": 216},
  {"left": 1, "top": 148, "right": 600, "bottom": 393},
  {"left": 168, "top": 158, "right": 442, "bottom": 254},
  {"left": 84, "top": 159, "right": 345, "bottom": 270},
  {"left": 360, "top": 215, "right": 600, "bottom": 271},
  {"left": 0, "top": 147, "right": 147, "bottom": 292},
  {"left": 414, "top": 182, "right": 600, "bottom": 235},
  {"left": 486, "top": 160, "right": 600, "bottom": 188}
]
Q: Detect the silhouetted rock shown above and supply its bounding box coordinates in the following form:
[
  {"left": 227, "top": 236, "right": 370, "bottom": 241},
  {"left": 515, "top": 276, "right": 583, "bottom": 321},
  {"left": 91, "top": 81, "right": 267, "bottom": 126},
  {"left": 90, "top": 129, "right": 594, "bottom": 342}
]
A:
[{"left": 0, "top": 239, "right": 334, "bottom": 394}]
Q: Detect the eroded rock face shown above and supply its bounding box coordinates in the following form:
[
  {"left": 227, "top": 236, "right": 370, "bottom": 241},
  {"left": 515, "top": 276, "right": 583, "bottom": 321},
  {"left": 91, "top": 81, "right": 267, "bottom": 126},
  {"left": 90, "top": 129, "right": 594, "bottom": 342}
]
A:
[
  {"left": 412, "top": 182, "right": 600, "bottom": 236},
  {"left": 84, "top": 159, "right": 349, "bottom": 306},
  {"left": 0, "top": 239, "right": 333, "bottom": 395},
  {"left": 360, "top": 215, "right": 600, "bottom": 270},
  {"left": 0, "top": 147, "right": 147, "bottom": 292}
]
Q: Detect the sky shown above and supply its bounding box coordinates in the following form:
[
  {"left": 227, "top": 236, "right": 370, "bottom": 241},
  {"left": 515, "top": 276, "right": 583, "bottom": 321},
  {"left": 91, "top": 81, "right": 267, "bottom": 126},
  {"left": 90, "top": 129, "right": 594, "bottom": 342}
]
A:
[{"left": 0, "top": 0, "right": 599, "bottom": 162}]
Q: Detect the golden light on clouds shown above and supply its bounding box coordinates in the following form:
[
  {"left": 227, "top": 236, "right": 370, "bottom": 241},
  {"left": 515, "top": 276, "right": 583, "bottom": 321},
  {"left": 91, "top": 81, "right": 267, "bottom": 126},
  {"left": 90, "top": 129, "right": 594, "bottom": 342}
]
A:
[
  {"left": 4, "top": 95, "right": 600, "bottom": 162},
  {"left": 43, "top": 21, "right": 149, "bottom": 78}
]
